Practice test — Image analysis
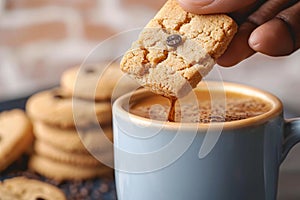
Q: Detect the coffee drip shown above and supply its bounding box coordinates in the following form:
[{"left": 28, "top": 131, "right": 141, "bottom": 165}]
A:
[{"left": 167, "top": 98, "right": 177, "bottom": 122}]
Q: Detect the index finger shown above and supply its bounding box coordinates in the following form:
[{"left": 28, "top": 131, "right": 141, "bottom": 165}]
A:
[{"left": 177, "top": 0, "right": 258, "bottom": 14}]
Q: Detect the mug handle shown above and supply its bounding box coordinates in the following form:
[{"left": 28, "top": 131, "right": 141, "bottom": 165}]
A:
[{"left": 281, "top": 118, "right": 300, "bottom": 163}]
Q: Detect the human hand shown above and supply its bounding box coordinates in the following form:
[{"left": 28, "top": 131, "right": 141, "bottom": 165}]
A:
[{"left": 177, "top": 0, "right": 300, "bottom": 67}]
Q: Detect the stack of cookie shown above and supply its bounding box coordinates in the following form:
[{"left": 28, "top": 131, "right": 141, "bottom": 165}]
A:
[
  {"left": 26, "top": 62, "right": 137, "bottom": 181},
  {"left": 0, "top": 109, "right": 67, "bottom": 198}
]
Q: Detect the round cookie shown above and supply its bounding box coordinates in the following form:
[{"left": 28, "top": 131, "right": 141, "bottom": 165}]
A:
[
  {"left": 26, "top": 88, "right": 112, "bottom": 128},
  {"left": 34, "top": 140, "right": 113, "bottom": 167},
  {"left": 29, "top": 155, "right": 113, "bottom": 181},
  {"left": 33, "top": 121, "right": 113, "bottom": 154},
  {"left": 60, "top": 63, "right": 139, "bottom": 101},
  {"left": 0, "top": 109, "right": 33, "bottom": 171},
  {"left": 0, "top": 176, "right": 66, "bottom": 200}
]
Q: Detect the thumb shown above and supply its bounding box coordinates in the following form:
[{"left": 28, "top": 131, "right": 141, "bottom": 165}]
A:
[{"left": 177, "top": 0, "right": 258, "bottom": 14}]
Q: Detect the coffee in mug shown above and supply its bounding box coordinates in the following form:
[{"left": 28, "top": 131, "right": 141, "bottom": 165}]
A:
[{"left": 129, "top": 88, "right": 272, "bottom": 123}]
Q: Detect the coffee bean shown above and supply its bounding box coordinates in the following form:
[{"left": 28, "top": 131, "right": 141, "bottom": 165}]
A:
[
  {"left": 92, "top": 190, "right": 101, "bottom": 199},
  {"left": 80, "top": 188, "right": 89, "bottom": 196},
  {"left": 99, "top": 182, "right": 109, "bottom": 193}
]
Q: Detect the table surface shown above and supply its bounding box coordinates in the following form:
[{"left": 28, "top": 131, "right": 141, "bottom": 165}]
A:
[{"left": 1, "top": 97, "right": 300, "bottom": 200}]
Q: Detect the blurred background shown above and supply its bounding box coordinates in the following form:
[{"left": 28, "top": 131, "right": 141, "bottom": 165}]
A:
[
  {"left": 0, "top": 0, "right": 299, "bottom": 199},
  {"left": 0, "top": 0, "right": 166, "bottom": 100}
]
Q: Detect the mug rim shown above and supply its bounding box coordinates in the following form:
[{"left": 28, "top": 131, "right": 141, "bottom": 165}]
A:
[{"left": 113, "top": 81, "right": 283, "bottom": 131}]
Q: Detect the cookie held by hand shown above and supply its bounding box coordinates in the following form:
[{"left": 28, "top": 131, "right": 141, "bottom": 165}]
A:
[{"left": 121, "top": 0, "right": 237, "bottom": 98}]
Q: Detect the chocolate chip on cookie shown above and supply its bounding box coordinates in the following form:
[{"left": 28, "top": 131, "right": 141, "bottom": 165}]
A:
[
  {"left": 166, "top": 34, "right": 182, "bottom": 47},
  {"left": 84, "top": 67, "right": 96, "bottom": 74}
]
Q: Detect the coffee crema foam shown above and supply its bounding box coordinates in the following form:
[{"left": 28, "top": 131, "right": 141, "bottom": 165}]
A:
[{"left": 129, "top": 91, "right": 272, "bottom": 123}]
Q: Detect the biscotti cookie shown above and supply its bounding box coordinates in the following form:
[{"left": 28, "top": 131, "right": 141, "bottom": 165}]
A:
[
  {"left": 34, "top": 140, "right": 113, "bottom": 167},
  {"left": 33, "top": 121, "right": 113, "bottom": 154},
  {"left": 61, "top": 63, "right": 139, "bottom": 101},
  {"left": 121, "top": 0, "right": 237, "bottom": 98},
  {"left": 26, "top": 88, "right": 112, "bottom": 128},
  {"left": 0, "top": 109, "right": 33, "bottom": 171},
  {"left": 29, "top": 155, "right": 113, "bottom": 181},
  {"left": 0, "top": 176, "right": 66, "bottom": 200}
]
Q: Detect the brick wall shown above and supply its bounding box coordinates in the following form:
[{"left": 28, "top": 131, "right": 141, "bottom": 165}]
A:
[{"left": 0, "top": 0, "right": 166, "bottom": 100}]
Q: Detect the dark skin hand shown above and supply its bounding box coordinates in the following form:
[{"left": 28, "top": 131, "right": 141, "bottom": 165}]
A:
[{"left": 177, "top": 0, "right": 300, "bottom": 67}]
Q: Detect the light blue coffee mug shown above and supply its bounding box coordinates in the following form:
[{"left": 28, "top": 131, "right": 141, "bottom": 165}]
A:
[{"left": 112, "top": 82, "right": 300, "bottom": 200}]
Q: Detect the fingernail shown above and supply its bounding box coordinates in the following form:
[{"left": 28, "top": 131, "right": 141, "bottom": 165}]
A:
[
  {"left": 177, "top": 0, "right": 214, "bottom": 7},
  {"left": 248, "top": 33, "right": 260, "bottom": 49},
  {"left": 248, "top": 35, "right": 259, "bottom": 49}
]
